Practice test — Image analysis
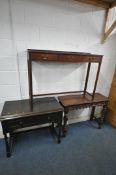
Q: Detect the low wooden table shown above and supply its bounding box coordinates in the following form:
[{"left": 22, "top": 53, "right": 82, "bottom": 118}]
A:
[
  {"left": 58, "top": 93, "right": 108, "bottom": 136},
  {"left": 0, "top": 97, "right": 63, "bottom": 157}
]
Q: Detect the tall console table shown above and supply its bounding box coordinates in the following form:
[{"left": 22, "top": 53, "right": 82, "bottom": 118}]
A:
[{"left": 28, "top": 49, "right": 108, "bottom": 136}]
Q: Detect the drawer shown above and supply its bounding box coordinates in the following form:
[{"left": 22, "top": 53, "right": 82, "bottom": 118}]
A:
[
  {"left": 29, "top": 51, "right": 102, "bottom": 63},
  {"left": 58, "top": 55, "right": 91, "bottom": 62},
  {"left": 89, "top": 57, "right": 101, "bottom": 62},
  {"left": 30, "top": 53, "right": 58, "bottom": 61},
  {"left": 1, "top": 112, "right": 62, "bottom": 133}
]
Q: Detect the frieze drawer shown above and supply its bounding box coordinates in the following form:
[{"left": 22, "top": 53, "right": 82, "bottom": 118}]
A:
[
  {"left": 30, "top": 53, "right": 58, "bottom": 61},
  {"left": 1, "top": 112, "right": 62, "bottom": 133}
]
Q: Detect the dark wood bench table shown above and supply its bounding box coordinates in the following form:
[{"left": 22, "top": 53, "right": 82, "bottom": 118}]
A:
[
  {"left": 0, "top": 97, "right": 63, "bottom": 157},
  {"left": 58, "top": 93, "right": 108, "bottom": 136}
]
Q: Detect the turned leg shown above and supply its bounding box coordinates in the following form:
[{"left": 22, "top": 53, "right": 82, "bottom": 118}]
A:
[
  {"left": 51, "top": 122, "right": 54, "bottom": 128},
  {"left": 99, "top": 104, "right": 108, "bottom": 129},
  {"left": 62, "top": 109, "right": 68, "bottom": 137},
  {"left": 4, "top": 133, "right": 11, "bottom": 158},
  {"left": 57, "top": 122, "right": 61, "bottom": 144},
  {"left": 50, "top": 121, "right": 61, "bottom": 143},
  {"left": 90, "top": 106, "right": 96, "bottom": 121}
]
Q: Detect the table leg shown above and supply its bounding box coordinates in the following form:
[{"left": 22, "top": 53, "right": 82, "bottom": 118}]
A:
[
  {"left": 50, "top": 121, "right": 61, "bottom": 143},
  {"left": 4, "top": 133, "right": 11, "bottom": 158},
  {"left": 90, "top": 106, "right": 96, "bottom": 121},
  {"left": 62, "top": 109, "right": 68, "bottom": 137},
  {"left": 57, "top": 122, "right": 61, "bottom": 144},
  {"left": 51, "top": 122, "right": 54, "bottom": 129},
  {"left": 98, "top": 104, "right": 108, "bottom": 129}
]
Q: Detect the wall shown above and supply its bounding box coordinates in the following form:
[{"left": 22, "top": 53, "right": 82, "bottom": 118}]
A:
[{"left": 0, "top": 0, "right": 116, "bottom": 136}]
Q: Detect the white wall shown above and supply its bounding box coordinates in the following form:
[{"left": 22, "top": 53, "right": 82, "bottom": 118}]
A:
[{"left": 0, "top": 0, "right": 116, "bottom": 135}]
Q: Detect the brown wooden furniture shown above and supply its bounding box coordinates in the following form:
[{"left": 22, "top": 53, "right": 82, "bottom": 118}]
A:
[
  {"left": 0, "top": 97, "right": 63, "bottom": 157},
  {"left": 28, "top": 49, "right": 102, "bottom": 101},
  {"left": 58, "top": 93, "right": 108, "bottom": 136},
  {"left": 107, "top": 69, "right": 116, "bottom": 127},
  {"left": 27, "top": 49, "right": 108, "bottom": 136}
]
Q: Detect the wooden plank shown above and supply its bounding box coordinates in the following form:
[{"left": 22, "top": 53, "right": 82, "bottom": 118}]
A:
[
  {"left": 84, "top": 63, "right": 91, "bottom": 96},
  {"left": 104, "top": 8, "right": 111, "bottom": 33},
  {"left": 107, "top": 110, "right": 116, "bottom": 127},
  {"left": 108, "top": 70, "right": 116, "bottom": 127},
  {"left": 111, "top": 2, "right": 116, "bottom": 8},
  {"left": 28, "top": 50, "right": 102, "bottom": 63},
  {"left": 101, "top": 8, "right": 111, "bottom": 43},
  {"left": 75, "top": 0, "right": 110, "bottom": 9},
  {"left": 102, "top": 20, "right": 116, "bottom": 43}
]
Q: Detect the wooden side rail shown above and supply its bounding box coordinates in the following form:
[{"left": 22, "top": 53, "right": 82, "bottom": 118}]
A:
[{"left": 28, "top": 49, "right": 102, "bottom": 63}]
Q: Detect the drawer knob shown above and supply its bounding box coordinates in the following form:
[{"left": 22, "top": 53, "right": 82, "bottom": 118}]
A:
[{"left": 43, "top": 57, "right": 47, "bottom": 60}]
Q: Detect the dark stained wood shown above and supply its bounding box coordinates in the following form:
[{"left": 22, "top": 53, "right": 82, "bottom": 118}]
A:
[
  {"left": 27, "top": 49, "right": 107, "bottom": 136},
  {"left": 27, "top": 52, "right": 33, "bottom": 106},
  {"left": 84, "top": 63, "right": 91, "bottom": 96},
  {"left": 27, "top": 49, "right": 103, "bottom": 103},
  {"left": 90, "top": 106, "right": 96, "bottom": 121},
  {"left": 59, "top": 94, "right": 89, "bottom": 107},
  {"left": 58, "top": 92, "right": 108, "bottom": 134},
  {"left": 28, "top": 49, "right": 103, "bottom": 63},
  {"left": 111, "top": 1, "right": 116, "bottom": 8},
  {"left": 33, "top": 91, "right": 83, "bottom": 97},
  {"left": 58, "top": 93, "right": 108, "bottom": 107},
  {"left": 92, "top": 62, "right": 102, "bottom": 100},
  {"left": 0, "top": 97, "right": 63, "bottom": 157},
  {"left": 1, "top": 97, "right": 63, "bottom": 120}
]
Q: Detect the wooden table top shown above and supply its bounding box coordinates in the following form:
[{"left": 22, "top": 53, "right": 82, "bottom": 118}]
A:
[
  {"left": 58, "top": 93, "right": 108, "bottom": 107},
  {"left": 0, "top": 97, "right": 63, "bottom": 121}
]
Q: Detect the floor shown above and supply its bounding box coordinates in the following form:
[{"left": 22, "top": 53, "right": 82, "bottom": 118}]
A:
[{"left": 0, "top": 121, "right": 116, "bottom": 175}]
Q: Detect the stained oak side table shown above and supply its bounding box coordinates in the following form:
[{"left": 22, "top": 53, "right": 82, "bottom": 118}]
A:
[
  {"left": 58, "top": 93, "right": 108, "bottom": 136},
  {"left": 0, "top": 97, "right": 63, "bottom": 157}
]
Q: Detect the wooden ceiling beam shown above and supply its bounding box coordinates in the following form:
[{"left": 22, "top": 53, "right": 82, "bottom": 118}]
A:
[
  {"left": 74, "top": 0, "right": 116, "bottom": 43},
  {"left": 101, "top": 2, "right": 116, "bottom": 43},
  {"left": 75, "top": 0, "right": 110, "bottom": 9},
  {"left": 102, "top": 20, "right": 116, "bottom": 43},
  {"left": 111, "top": 2, "right": 116, "bottom": 8},
  {"left": 104, "top": 20, "right": 116, "bottom": 40}
]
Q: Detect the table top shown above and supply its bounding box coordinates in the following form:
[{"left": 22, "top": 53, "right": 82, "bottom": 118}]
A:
[
  {"left": 0, "top": 97, "right": 63, "bottom": 121},
  {"left": 58, "top": 93, "right": 108, "bottom": 107},
  {"left": 28, "top": 49, "right": 103, "bottom": 57}
]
